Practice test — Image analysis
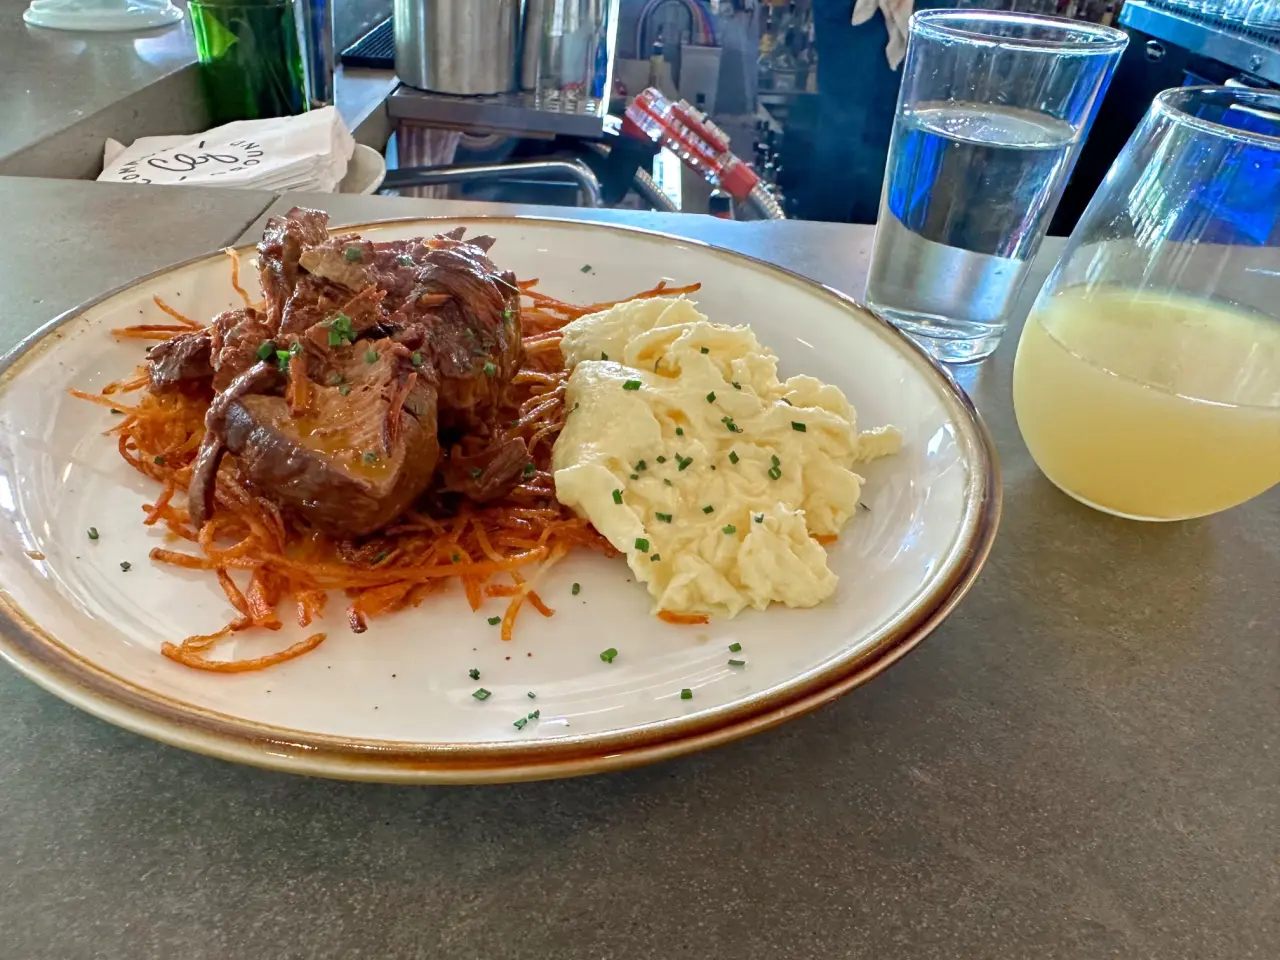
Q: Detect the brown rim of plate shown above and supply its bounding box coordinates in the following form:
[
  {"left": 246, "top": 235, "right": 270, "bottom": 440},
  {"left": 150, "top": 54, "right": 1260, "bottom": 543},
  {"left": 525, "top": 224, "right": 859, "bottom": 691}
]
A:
[{"left": 0, "top": 214, "right": 1002, "bottom": 783}]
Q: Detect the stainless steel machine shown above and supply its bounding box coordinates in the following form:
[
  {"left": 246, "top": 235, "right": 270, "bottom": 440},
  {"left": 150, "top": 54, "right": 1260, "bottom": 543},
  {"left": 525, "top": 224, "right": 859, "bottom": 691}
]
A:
[{"left": 391, "top": 0, "right": 621, "bottom": 145}]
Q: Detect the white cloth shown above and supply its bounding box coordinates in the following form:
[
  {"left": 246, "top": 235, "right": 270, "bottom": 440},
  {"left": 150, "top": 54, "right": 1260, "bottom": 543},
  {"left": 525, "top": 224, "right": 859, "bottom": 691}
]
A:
[
  {"left": 98, "top": 107, "right": 355, "bottom": 192},
  {"left": 852, "top": 0, "right": 914, "bottom": 71}
]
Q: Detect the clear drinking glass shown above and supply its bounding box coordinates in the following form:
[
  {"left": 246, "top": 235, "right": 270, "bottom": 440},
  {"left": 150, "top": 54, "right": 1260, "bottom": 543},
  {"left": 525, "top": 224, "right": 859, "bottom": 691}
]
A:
[
  {"left": 1012, "top": 86, "right": 1280, "bottom": 521},
  {"left": 865, "top": 11, "right": 1127, "bottom": 363}
]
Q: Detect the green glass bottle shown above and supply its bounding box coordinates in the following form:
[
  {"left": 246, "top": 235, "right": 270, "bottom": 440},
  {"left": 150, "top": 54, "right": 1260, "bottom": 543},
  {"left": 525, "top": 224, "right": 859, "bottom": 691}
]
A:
[{"left": 189, "top": 0, "right": 306, "bottom": 124}]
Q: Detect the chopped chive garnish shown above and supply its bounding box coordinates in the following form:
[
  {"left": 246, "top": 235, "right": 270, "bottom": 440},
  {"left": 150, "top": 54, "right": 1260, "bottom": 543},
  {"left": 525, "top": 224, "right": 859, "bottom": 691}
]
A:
[
  {"left": 473, "top": 688, "right": 491, "bottom": 700},
  {"left": 396, "top": 254, "right": 414, "bottom": 266},
  {"left": 675, "top": 427, "right": 684, "bottom": 436},
  {"left": 371, "top": 551, "right": 389, "bottom": 565},
  {"left": 705, "top": 391, "right": 716, "bottom": 403},
  {"left": 650, "top": 554, "right": 661, "bottom": 561},
  {"left": 721, "top": 416, "right": 741, "bottom": 433},
  {"left": 728, "top": 659, "right": 746, "bottom": 667},
  {"left": 153, "top": 455, "right": 165, "bottom": 465},
  {"left": 363, "top": 451, "right": 377, "bottom": 465},
  {"left": 723, "top": 524, "right": 737, "bottom": 535},
  {"left": 771, "top": 454, "right": 781, "bottom": 467},
  {"left": 663, "top": 478, "right": 673, "bottom": 486},
  {"left": 656, "top": 512, "right": 673, "bottom": 523},
  {"left": 728, "top": 451, "right": 739, "bottom": 464},
  {"left": 411, "top": 351, "right": 424, "bottom": 368},
  {"left": 324, "top": 313, "right": 354, "bottom": 346},
  {"left": 768, "top": 465, "right": 782, "bottom": 480},
  {"left": 344, "top": 245, "right": 363, "bottom": 262},
  {"left": 120, "top": 561, "right": 132, "bottom": 572},
  {"left": 630, "top": 473, "right": 639, "bottom": 480},
  {"left": 601, "top": 351, "right": 609, "bottom": 361},
  {"left": 581, "top": 264, "right": 593, "bottom": 273},
  {"left": 677, "top": 456, "right": 692, "bottom": 471},
  {"left": 255, "top": 340, "right": 276, "bottom": 361},
  {"left": 523, "top": 462, "right": 536, "bottom": 477},
  {"left": 87, "top": 527, "right": 99, "bottom": 540},
  {"left": 755, "top": 514, "right": 764, "bottom": 523},
  {"left": 702, "top": 505, "right": 714, "bottom": 514},
  {"left": 483, "top": 361, "right": 497, "bottom": 377},
  {"left": 487, "top": 616, "right": 500, "bottom": 625},
  {"left": 612, "top": 489, "right": 623, "bottom": 504},
  {"left": 339, "top": 385, "right": 352, "bottom": 396},
  {"left": 600, "top": 647, "right": 618, "bottom": 663},
  {"left": 781, "top": 397, "right": 794, "bottom": 406},
  {"left": 469, "top": 467, "right": 483, "bottom": 479},
  {"left": 732, "top": 381, "right": 742, "bottom": 390},
  {"left": 680, "top": 688, "right": 692, "bottom": 700},
  {"left": 527, "top": 691, "right": 537, "bottom": 699},
  {"left": 699, "top": 346, "right": 709, "bottom": 354},
  {"left": 635, "top": 460, "right": 647, "bottom": 471},
  {"left": 858, "top": 501, "right": 871, "bottom": 511},
  {"left": 364, "top": 349, "right": 377, "bottom": 363},
  {"left": 514, "top": 717, "right": 528, "bottom": 730},
  {"left": 791, "top": 421, "right": 807, "bottom": 432},
  {"left": 571, "top": 582, "right": 581, "bottom": 595},
  {"left": 528, "top": 709, "right": 540, "bottom": 719},
  {"left": 729, "top": 642, "right": 742, "bottom": 652},
  {"left": 469, "top": 668, "right": 480, "bottom": 680},
  {"left": 622, "top": 380, "right": 642, "bottom": 391},
  {"left": 656, "top": 456, "right": 667, "bottom": 463},
  {"left": 275, "top": 349, "right": 291, "bottom": 372},
  {"left": 634, "top": 538, "right": 650, "bottom": 552}
]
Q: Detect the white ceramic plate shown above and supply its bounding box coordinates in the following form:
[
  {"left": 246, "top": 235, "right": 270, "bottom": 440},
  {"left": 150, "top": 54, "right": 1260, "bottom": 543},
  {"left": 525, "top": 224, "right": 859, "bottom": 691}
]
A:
[{"left": 0, "top": 216, "right": 999, "bottom": 783}]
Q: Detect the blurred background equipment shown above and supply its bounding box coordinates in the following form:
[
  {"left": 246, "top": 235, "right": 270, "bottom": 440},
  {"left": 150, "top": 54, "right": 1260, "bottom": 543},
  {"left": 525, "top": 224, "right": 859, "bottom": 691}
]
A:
[
  {"left": 11, "top": 0, "right": 1280, "bottom": 223},
  {"left": 138, "top": 0, "right": 1268, "bottom": 223},
  {"left": 1053, "top": 0, "right": 1280, "bottom": 232}
]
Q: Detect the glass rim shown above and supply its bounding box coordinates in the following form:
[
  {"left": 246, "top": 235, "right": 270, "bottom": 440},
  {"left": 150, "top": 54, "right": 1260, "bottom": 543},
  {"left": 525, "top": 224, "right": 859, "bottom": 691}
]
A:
[
  {"left": 910, "top": 10, "right": 1129, "bottom": 54},
  {"left": 1154, "top": 85, "right": 1280, "bottom": 150}
]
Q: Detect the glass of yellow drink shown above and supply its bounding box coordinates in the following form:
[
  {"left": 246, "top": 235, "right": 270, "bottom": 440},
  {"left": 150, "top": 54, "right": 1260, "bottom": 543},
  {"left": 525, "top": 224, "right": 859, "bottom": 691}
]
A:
[{"left": 1013, "top": 86, "right": 1280, "bottom": 521}]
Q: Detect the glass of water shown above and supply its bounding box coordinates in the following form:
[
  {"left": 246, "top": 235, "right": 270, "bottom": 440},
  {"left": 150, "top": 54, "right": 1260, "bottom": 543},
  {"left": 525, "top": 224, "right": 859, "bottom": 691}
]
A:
[{"left": 865, "top": 11, "right": 1128, "bottom": 363}]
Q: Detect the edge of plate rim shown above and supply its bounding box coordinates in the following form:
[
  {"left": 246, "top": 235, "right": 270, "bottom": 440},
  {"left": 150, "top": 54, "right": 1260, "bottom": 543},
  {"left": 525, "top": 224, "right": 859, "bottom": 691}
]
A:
[{"left": 0, "top": 213, "right": 1002, "bottom": 781}]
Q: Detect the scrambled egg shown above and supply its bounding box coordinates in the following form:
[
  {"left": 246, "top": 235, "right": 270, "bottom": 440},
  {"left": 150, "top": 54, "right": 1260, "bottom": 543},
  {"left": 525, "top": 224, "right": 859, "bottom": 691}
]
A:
[{"left": 551, "top": 297, "right": 900, "bottom": 619}]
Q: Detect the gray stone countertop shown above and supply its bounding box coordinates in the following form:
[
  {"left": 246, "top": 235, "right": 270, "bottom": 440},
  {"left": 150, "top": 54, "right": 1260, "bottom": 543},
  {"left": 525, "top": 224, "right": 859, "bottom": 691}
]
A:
[
  {"left": 2, "top": 178, "right": 1277, "bottom": 960},
  {"left": 0, "top": 0, "right": 203, "bottom": 177}
]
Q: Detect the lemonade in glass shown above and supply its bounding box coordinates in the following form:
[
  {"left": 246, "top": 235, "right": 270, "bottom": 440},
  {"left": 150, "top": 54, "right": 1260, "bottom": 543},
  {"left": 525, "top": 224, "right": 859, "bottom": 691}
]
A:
[{"left": 1013, "top": 86, "right": 1280, "bottom": 521}]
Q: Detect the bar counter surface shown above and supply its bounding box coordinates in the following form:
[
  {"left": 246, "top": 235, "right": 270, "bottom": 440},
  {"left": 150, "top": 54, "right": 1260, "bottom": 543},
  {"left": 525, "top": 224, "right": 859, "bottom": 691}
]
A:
[{"left": 0, "top": 178, "right": 1276, "bottom": 960}]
